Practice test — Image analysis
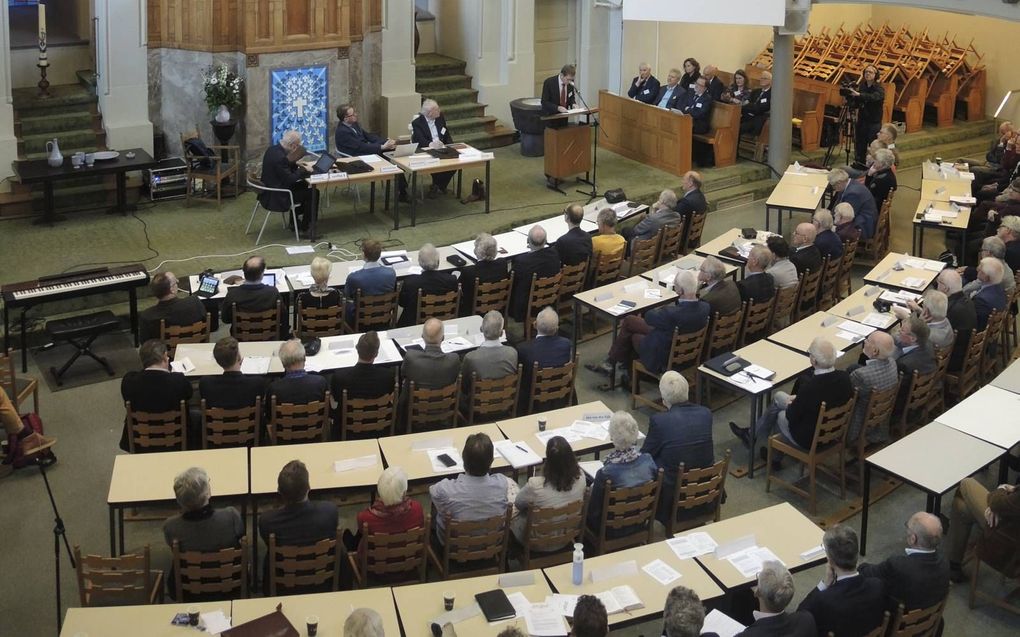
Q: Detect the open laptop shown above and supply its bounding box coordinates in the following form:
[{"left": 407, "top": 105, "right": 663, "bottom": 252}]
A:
[
  {"left": 391, "top": 142, "right": 419, "bottom": 157},
  {"left": 310, "top": 152, "right": 337, "bottom": 174}
]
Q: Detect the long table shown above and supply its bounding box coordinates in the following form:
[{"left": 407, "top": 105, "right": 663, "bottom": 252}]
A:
[
  {"left": 389, "top": 144, "right": 493, "bottom": 228},
  {"left": 861, "top": 252, "right": 943, "bottom": 291},
  {"left": 232, "top": 589, "right": 400, "bottom": 637},
  {"left": 496, "top": 401, "right": 614, "bottom": 460},
  {"left": 765, "top": 166, "right": 830, "bottom": 234},
  {"left": 377, "top": 423, "right": 511, "bottom": 484},
  {"left": 61, "top": 601, "right": 231, "bottom": 636}
]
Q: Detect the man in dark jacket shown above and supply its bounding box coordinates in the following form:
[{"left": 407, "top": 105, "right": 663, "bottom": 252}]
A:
[
  {"left": 509, "top": 226, "right": 562, "bottom": 322},
  {"left": 198, "top": 337, "right": 267, "bottom": 411},
  {"left": 797, "top": 525, "right": 887, "bottom": 637},
  {"left": 830, "top": 168, "right": 879, "bottom": 239},
  {"left": 457, "top": 233, "right": 509, "bottom": 315},
  {"left": 737, "top": 246, "right": 776, "bottom": 318},
  {"left": 267, "top": 340, "right": 329, "bottom": 409},
  {"left": 680, "top": 77, "right": 714, "bottom": 135},
  {"left": 334, "top": 104, "right": 407, "bottom": 201},
  {"left": 410, "top": 99, "right": 455, "bottom": 196},
  {"left": 653, "top": 68, "right": 685, "bottom": 111},
  {"left": 740, "top": 561, "right": 817, "bottom": 636},
  {"left": 139, "top": 272, "right": 207, "bottom": 343},
  {"left": 811, "top": 209, "right": 844, "bottom": 261},
  {"left": 789, "top": 222, "right": 824, "bottom": 276},
  {"left": 397, "top": 243, "right": 459, "bottom": 327},
  {"left": 698, "top": 256, "right": 742, "bottom": 317},
  {"left": 937, "top": 269, "right": 977, "bottom": 371},
  {"left": 972, "top": 256, "right": 1008, "bottom": 330},
  {"left": 221, "top": 256, "right": 286, "bottom": 338},
  {"left": 259, "top": 130, "right": 319, "bottom": 236},
  {"left": 516, "top": 308, "right": 572, "bottom": 411},
  {"left": 850, "top": 65, "right": 885, "bottom": 166},
  {"left": 740, "top": 71, "right": 772, "bottom": 135},
  {"left": 894, "top": 316, "right": 936, "bottom": 413},
  {"left": 540, "top": 63, "right": 576, "bottom": 125},
  {"left": 554, "top": 203, "right": 594, "bottom": 267},
  {"left": 627, "top": 62, "right": 660, "bottom": 105},
  {"left": 859, "top": 512, "right": 950, "bottom": 613},
  {"left": 120, "top": 339, "right": 195, "bottom": 451},
  {"left": 701, "top": 65, "right": 726, "bottom": 102},
  {"left": 331, "top": 331, "right": 397, "bottom": 403},
  {"left": 676, "top": 171, "right": 709, "bottom": 225}
]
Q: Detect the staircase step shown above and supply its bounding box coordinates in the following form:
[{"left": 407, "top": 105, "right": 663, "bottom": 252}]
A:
[
  {"left": 416, "top": 74, "right": 473, "bottom": 94},
  {"left": 441, "top": 102, "right": 488, "bottom": 119},
  {"left": 75, "top": 69, "right": 98, "bottom": 94},
  {"left": 447, "top": 115, "right": 499, "bottom": 135},
  {"left": 21, "top": 129, "right": 102, "bottom": 155},
  {"left": 419, "top": 87, "right": 478, "bottom": 105},
  {"left": 18, "top": 112, "right": 95, "bottom": 135},
  {"left": 457, "top": 129, "right": 517, "bottom": 151},
  {"left": 415, "top": 53, "right": 467, "bottom": 77},
  {"left": 13, "top": 84, "right": 96, "bottom": 118}
]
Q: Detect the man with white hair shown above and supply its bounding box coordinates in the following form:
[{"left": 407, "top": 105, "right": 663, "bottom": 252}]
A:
[
  {"left": 866, "top": 148, "right": 898, "bottom": 208},
  {"left": 259, "top": 129, "right": 320, "bottom": 236},
  {"left": 972, "top": 256, "right": 1007, "bottom": 330},
  {"left": 344, "top": 608, "right": 385, "bottom": 637},
  {"left": 742, "top": 561, "right": 816, "bottom": 636},
  {"left": 268, "top": 339, "right": 329, "bottom": 407},
  {"left": 740, "top": 71, "right": 772, "bottom": 135},
  {"left": 829, "top": 168, "right": 878, "bottom": 239},
  {"left": 698, "top": 256, "right": 741, "bottom": 316},
  {"left": 961, "top": 236, "right": 1015, "bottom": 296},
  {"left": 738, "top": 245, "right": 776, "bottom": 305},
  {"left": 892, "top": 289, "right": 954, "bottom": 350},
  {"left": 765, "top": 236, "right": 799, "bottom": 290},
  {"left": 812, "top": 209, "right": 844, "bottom": 260},
  {"left": 411, "top": 98, "right": 456, "bottom": 197},
  {"left": 936, "top": 268, "right": 977, "bottom": 371},
  {"left": 627, "top": 62, "right": 660, "bottom": 104},
  {"left": 516, "top": 307, "right": 572, "bottom": 409},
  {"left": 461, "top": 310, "right": 517, "bottom": 384},
  {"left": 641, "top": 371, "right": 714, "bottom": 528},
  {"left": 846, "top": 331, "right": 898, "bottom": 441},
  {"left": 625, "top": 189, "right": 681, "bottom": 243},
  {"left": 859, "top": 512, "right": 950, "bottom": 612},
  {"left": 457, "top": 232, "right": 510, "bottom": 314},
  {"left": 789, "top": 222, "right": 823, "bottom": 276},
  {"left": 995, "top": 214, "right": 1020, "bottom": 272},
  {"left": 663, "top": 586, "right": 714, "bottom": 637},
  {"left": 509, "top": 225, "right": 562, "bottom": 322},
  {"left": 163, "top": 467, "right": 245, "bottom": 555},
  {"left": 396, "top": 243, "right": 458, "bottom": 326},
  {"left": 731, "top": 337, "right": 853, "bottom": 465},
  {"left": 832, "top": 202, "right": 861, "bottom": 243}
]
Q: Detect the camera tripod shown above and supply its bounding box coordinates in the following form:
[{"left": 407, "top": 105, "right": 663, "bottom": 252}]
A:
[{"left": 823, "top": 101, "right": 858, "bottom": 168}]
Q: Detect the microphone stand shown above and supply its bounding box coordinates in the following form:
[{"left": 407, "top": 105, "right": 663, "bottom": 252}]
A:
[
  {"left": 573, "top": 85, "right": 605, "bottom": 203},
  {"left": 39, "top": 459, "right": 74, "bottom": 633}
]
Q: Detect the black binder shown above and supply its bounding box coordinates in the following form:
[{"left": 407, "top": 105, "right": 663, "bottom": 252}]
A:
[
  {"left": 703, "top": 352, "right": 750, "bottom": 376},
  {"left": 475, "top": 589, "right": 516, "bottom": 622}
]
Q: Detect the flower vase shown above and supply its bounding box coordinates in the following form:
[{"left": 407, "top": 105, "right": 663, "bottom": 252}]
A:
[{"left": 214, "top": 105, "right": 231, "bottom": 124}]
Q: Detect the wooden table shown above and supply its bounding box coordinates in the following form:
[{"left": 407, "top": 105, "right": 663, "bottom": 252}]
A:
[
  {"left": 543, "top": 541, "right": 723, "bottom": 628},
  {"left": 861, "top": 252, "right": 942, "bottom": 292},
  {"left": 767, "top": 311, "right": 874, "bottom": 354},
  {"left": 388, "top": 315, "right": 486, "bottom": 354},
  {"left": 695, "top": 228, "right": 775, "bottom": 271},
  {"left": 643, "top": 254, "right": 739, "bottom": 285},
  {"left": 920, "top": 179, "right": 973, "bottom": 202},
  {"left": 389, "top": 144, "right": 492, "bottom": 228},
  {"left": 107, "top": 448, "right": 249, "bottom": 555},
  {"left": 921, "top": 161, "right": 975, "bottom": 182},
  {"left": 698, "top": 340, "right": 810, "bottom": 478},
  {"left": 826, "top": 286, "right": 899, "bottom": 329},
  {"left": 250, "top": 440, "right": 383, "bottom": 496},
  {"left": 232, "top": 589, "right": 400, "bottom": 637},
  {"left": 496, "top": 401, "right": 614, "bottom": 459},
  {"left": 392, "top": 570, "right": 552, "bottom": 637},
  {"left": 452, "top": 231, "right": 530, "bottom": 260},
  {"left": 186, "top": 268, "right": 291, "bottom": 301},
  {"left": 911, "top": 199, "right": 971, "bottom": 260},
  {"left": 305, "top": 155, "right": 401, "bottom": 237},
  {"left": 990, "top": 358, "right": 1020, "bottom": 395},
  {"left": 860, "top": 422, "right": 1004, "bottom": 554},
  {"left": 378, "top": 423, "right": 510, "bottom": 483},
  {"left": 514, "top": 216, "right": 598, "bottom": 242},
  {"left": 765, "top": 167, "right": 830, "bottom": 234},
  {"left": 582, "top": 197, "right": 649, "bottom": 224},
  {"left": 174, "top": 341, "right": 285, "bottom": 376},
  {"left": 692, "top": 502, "right": 826, "bottom": 589},
  {"left": 61, "top": 601, "right": 231, "bottom": 637}
]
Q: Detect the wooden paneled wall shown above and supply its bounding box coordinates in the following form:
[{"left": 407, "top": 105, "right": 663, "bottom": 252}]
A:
[{"left": 148, "top": 0, "right": 381, "bottom": 54}]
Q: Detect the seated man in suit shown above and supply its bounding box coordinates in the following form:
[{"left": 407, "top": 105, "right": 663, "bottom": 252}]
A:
[
  {"left": 797, "top": 525, "right": 887, "bottom": 637},
  {"left": 221, "top": 256, "right": 286, "bottom": 337},
  {"left": 737, "top": 245, "right": 776, "bottom": 303},
  {"left": 410, "top": 99, "right": 456, "bottom": 197},
  {"left": 267, "top": 339, "right": 329, "bottom": 408},
  {"left": 401, "top": 318, "right": 462, "bottom": 404},
  {"left": 972, "top": 256, "right": 1008, "bottom": 331},
  {"left": 789, "top": 222, "right": 823, "bottom": 276},
  {"left": 679, "top": 77, "right": 713, "bottom": 135},
  {"left": 344, "top": 239, "right": 397, "bottom": 323},
  {"left": 765, "top": 235, "right": 799, "bottom": 290},
  {"left": 509, "top": 225, "right": 562, "bottom": 322},
  {"left": 334, "top": 104, "right": 407, "bottom": 202},
  {"left": 675, "top": 171, "right": 708, "bottom": 227},
  {"left": 833, "top": 202, "right": 862, "bottom": 244},
  {"left": 120, "top": 339, "right": 196, "bottom": 451},
  {"left": 461, "top": 310, "right": 517, "bottom": 385},
  {"left": 139, "top": 272, "right": 207, "bottom": 343},
  {"left": 847, "top": 331, "right": 899, "bottom": 443},
  {"left": 739, "top": 71, "right": 772, "bottom": 135},
  {"left": 331, "top": 331, "right": 398, "bottom": 423},
  {"left": 866, "top": 148, "right": 898, "bottom": 209},
  {"left": 895, "top": 314, "right": 936, "bottom": 375},
  {"left": 731, "top": 337, "right": 852, "bottom": 465},
  {"left": 741, "top": 561, "right": 816, "bottom": 636},
  {"left": 554, "top": 203, "right": 593, "bottom": 267},
  {"left": 457, "top": 233, "right": 509, "bottom": 315},
  {"left": 642, "top": 372, "right": 714, "bottom": 528},
  {"left": 592, "top": 270, "right": 709, "bottom": 383},
  {"left": 947, "top": 477, "right": 1020, "bottom": 583},
  {"left": 397, "top": 243, "right": 459, "bottom": 327},
  {"left": 623, "top": 189, "right": 680, "bottom": 245},
  {"left": 663, "top": 585, "right": 718, "bottom": 637},
  {"left": 961, "top": 236, "right": 1016, "bottom": 296},
  {"left": 937, "top": 268, "right": 977, "bottom": 371},
  {"left": 516, "top": 307, "right": 572, "bottom": 409},
  {"left": 627, "top": 63, "right": 661, "bottom": 105},
  {"left": 892, "top": 289, "right": 954, "bottom": 350},
  {"left": 259, "top": 130, "right": 319, "bottom": 236},
  {"left": 698, "top": 256, "right": 742, "bottom": 316},
  {"left": 258, "top": 460, "right": 338, "bottom": 582},
  {"left": 811, "top": 209, "right": 844, "bottom": 260},
  {"left": 429, "top": 433, "right": 510, "bottom": 544},
  {"left": 829, "top": 168, "right": 878, "bottom": 240},
  {"left": 653, "top": 68, "right": 685, "bottom": 111},
  {"left": 859, "top": 512, "right": 950, "bottom": 613},
  {"left": 700, "top": 65, "right": 726, "bottom": 102},
  {"left": 198, "top": 336, "right": 267, "bottom": 411}
]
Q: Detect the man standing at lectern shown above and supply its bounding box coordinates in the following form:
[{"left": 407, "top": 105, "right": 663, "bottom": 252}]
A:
[{"left": 541, "top": 64, "right": 578, "bottom": 188}]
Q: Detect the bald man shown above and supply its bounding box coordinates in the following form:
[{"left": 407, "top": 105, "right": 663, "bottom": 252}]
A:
[
  {"left": 859, "top": 512, "right": 950, "bottom": 612},
  {"left": 790, "top": 222, "right": 823, "bottom": 276},
  {"left": 740, "top": 71, "right": 772, "bottom": 135},
  {"left": 700, "top": 65, "right": 726, "bottom": 102},
  {"left": 509, "top": 225, "right": 562, "bottom": 322},
  {"left": 846, "top": 331, "right": 899, "bottom": 441},
  {"left": 400, "top": 318, "right": 462, "bottom": 416},
  {"left": 936, "top": 268, "right": 976, "bottom": 371}
]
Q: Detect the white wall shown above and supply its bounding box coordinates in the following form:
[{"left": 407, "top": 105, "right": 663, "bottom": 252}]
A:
[
  {"left": 10, "top": 45, "right": 89, "bottom": 88},
  {"left": 0, "top": 3, "right": 17, "bottom": 190},
  {"left": 94, "top": 0, "right": 152, "bottom": 153},
  {"left": 381, "top": 0, "right": 421, "bottom": 137}
]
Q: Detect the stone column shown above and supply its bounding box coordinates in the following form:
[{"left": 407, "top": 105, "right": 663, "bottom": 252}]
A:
[
  {"left": 768, "top": 28, "right": 794, "bottom": 175},
  {"left": 381, "top": 0, "right": 420, "bottom": 138},
  {"left": 95, "top": 0, "right": 153, "bottom": 153},
  {"left": 0, "top": 4, "right": 17, "bottom": 189}
]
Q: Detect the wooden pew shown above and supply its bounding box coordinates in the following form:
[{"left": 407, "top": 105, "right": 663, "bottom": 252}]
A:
[
  {"left": 957, "top": 69, "right": 985, "bottom": 122},
  {"left": 894, "top": 76, "right": 927, "bottom": 133},
  {"left": 792, "top": 89, "right": 825, "bottom": 151},
  {"left": 598, "top": 89, "right": 693, "bottom": 178},
  {"left": 692, "top": 102, "right": 740, "bottom": 167},
  {"left": 925, "top": 74, "right": 958, "bottom": 128}
]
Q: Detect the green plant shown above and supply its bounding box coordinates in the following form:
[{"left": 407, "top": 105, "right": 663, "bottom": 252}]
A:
[{"left": 202, "top": 65, "right": 244, "bottom": 113}]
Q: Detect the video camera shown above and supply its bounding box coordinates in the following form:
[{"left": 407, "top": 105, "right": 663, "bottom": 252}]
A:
[{"left": 838, "top": 78, "right": 861, "bottom": 102}]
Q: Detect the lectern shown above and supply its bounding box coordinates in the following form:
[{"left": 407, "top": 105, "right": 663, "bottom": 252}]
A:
[{"left": 541, "top": 108, "right": 599, "bottom": 194}]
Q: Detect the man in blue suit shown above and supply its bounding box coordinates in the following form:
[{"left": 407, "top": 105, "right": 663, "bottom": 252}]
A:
[
  {"left": 344, "top": 239, "right": 396, "bottom": 323},
  {"left": 641, "top": 372, "right": 715, "bottom": 528},
  {"left": 516, "top": 307, "right": 572, "bottom": 412},
  {"left": 972, "top": 256, "right": 1008, "bottom": 330},
  {"left": 680, "top": 77, "right": 713, "bottom": 135},
  {"left": 829, "top": 168, "right": 878, "bottom": 239},
  {"left": 653, "top": 69, "right": 685, "bottom": 110},
  {"left": 334, "top": 104, "right": 408, "bottom": 201}
]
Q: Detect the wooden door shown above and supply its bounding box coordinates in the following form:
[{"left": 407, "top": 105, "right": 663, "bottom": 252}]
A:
[{"left": 533, "top": 0, "right": 577, "bottom": 96}]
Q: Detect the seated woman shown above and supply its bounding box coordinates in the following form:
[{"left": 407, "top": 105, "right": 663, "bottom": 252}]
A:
[
  {"left": 866, "top": 148, "right": 898, "bottom": 210},
  {"left": 512, "top": 435, "right": 586, "bottom": 546},
  {"left": 297, "top": 256, "right": 343, "bottom": 310},
  {"left": 722, "top": 69, "right": 751, "bottom": 106},
  {"left": 586, "top": 411, "right": 658, "bottom": 538},
  {"left": 345, "top": 466, "right": 425, "bottom": 554}
]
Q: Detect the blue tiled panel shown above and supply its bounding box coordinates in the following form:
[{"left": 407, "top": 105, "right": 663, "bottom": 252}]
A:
[{"left": 270, "top": 65, "right": 328, "bottom": 152}]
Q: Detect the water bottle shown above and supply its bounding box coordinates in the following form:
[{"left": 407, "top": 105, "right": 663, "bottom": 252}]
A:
[{"left": 572, "top": 543, "right": 584, "bottom": 585}]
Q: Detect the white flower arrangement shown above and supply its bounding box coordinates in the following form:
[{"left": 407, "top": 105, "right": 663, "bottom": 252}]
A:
[{"left": 202, "top": 65, "right": 244, "bottom": 113}]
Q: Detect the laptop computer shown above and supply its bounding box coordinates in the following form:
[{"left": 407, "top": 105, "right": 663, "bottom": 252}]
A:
[
  {"left": 391, "top": 142, "right": 419, "bottom": 157},
  {"left": 311, "top": 152, "right": 337, "bottom": 174}
]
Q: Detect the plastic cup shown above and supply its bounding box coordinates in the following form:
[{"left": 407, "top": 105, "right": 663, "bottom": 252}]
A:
[
  {"left": 538, "top": 418, "right": 547, "bottom": 432},
  {"left": 306, "top": 615, "right": 319, "bottom": 636},
  {"left": 443, "top": 591, "right": 455, "bottom": 611},
  {"left": 187, "top": 606, "right": 200, "bottom": 626},
  {"left": 85, "top": 153, "right": 95, "bottom": 168}
]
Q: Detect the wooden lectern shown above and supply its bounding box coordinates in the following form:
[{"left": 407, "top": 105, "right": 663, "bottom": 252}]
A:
[{"left": 541, "top": 109, "right": 599, "bottom": 192}]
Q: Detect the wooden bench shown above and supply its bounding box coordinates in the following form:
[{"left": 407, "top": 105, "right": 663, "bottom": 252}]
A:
[
  {"left": 792, "top": 89, "right": 825, "bottom": 151},
  {"left": 957, "top": 69, "right": 985, "bottom": 122},
  {"left": 692, "top": 102, "right": 740, "bottom": 167},
  {"left": 893, "top": 76, "right": 927, "bottom": 133},
  {"left": 925, "top": 74, "right": 958, "bottom": 128}
]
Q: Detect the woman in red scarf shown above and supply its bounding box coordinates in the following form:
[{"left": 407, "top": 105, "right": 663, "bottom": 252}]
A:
[{"left": 345, "top": 466, "right": 424, "bottom": 551}]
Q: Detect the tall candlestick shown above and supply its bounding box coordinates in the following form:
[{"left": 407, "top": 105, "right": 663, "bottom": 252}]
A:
[{"left": 38, "top": 2, "right": 46, "bottom": 38}]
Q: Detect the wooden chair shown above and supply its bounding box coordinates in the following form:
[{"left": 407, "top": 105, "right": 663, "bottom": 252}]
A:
[
  {"left": 837, "top": 239, "right": 859, "bottom": 300},
  {"left": 471, "top": 276, "right": 512, "bottom": 317},
  {"left": 704, "top": 308, "right": 744, "bottom": 359},
  {"left": 817, "top": 255, "right": 843, "bottom": 311},
  {"left": 857, "top": 197, "right": 892, "bottom": 264},
  {"left": 523, "top": 273, "right": 562, "bottom": 340},
  {"left": 524, "top": 357, "right": 577, "bottom": 415},
  {"left": 200, "top": 397, "right": 261, "bottom": 448},
  {"left": 766, "top": 392, "right": 857, "bottom": 515},
  {"left": 683, "top": 213, "right": 708, "bottom": 254},
  {"left": 171, "top": 537, "right": 249, "bottom": 602},
  {"left": 848, "top": 383, "right": 899, "bottom": 490},
  {"left": 295, "top": 300, "right": 345, "bottom": 339},
  {"left": 267, "top": 531, "right": 341, "bottom": 596},
  {"left": 510, "top": 495, "right": 589, "bottom": 569},
  {"left": 429, "top": 506, "right": 511, "bottom": 580},
  {"left": 739, "top": 296, "right": 776, "bottom": 346},
  {"left": 348, "top": 521, "right": 429, "bottom": 588},
  {"left": 460, "top": 367, "right": 521, "bottom": 425},
  {"left": 180, "top": 131, "right": 239, "bottom": 207},
  {"left": 268, "top": 393, "right": 331, "bottom": 444},
  {"left": 74, "top": 544, "right": 163, "bottom": 606},
  {"left": 1, "top": 347, "right": 38, "bottom": 413},
  {"left": 556, "top": 259, "right": 590, "bottom": 318},
  {"left": 627, "top": 231, "right": 661, "bottom": 277},
  {"left": 231, "top": 300, "right": 282, "bottom": 342},
  {"left": 591, "top": 251, "right": 624, "bottom": 288},
  {"left": 347, "top": 289, "right": 400, "bottom": 332},
  {"left": 893, "top": 369, "right": 938, "bottom": 440},
  {"left": 945, "top": 328, "right": 986, "bottom": 405},
  {"left": 691, "top": 102, "right": 740, "bottom": 166},
  {"left": 406, "top": 377, "right": 460, "bottom": 434},
  {"left": 631, "top": 320, "right": 710, "bottom": 411},
  {"left": 657, "top": 222, "right": 686, "bottom": 265},
  {"left": 980, "top": 309, "right": 1008, "bottom": 383},
  {"left": 857, "top": 612, "right": 891, "bottom": 637},
  {"left": 585, "top": 469, "right": 663, "bottom": 556},
  {"left": 125, "top": 400, "right": 187, "bottom": 452},
  {"left": 793, "top": 268, "right": 823, "bottom": 322},
  {"left": 160, "top": 314, "right": 211, "bottom": 358},
  {"left": 888, "top": 599, "right": 946, "bottom": 637},
  {"left": 416, "top": 285, "right": 462, "bottom": 324},
  {"left": 664, "top": 450, "right": 731, "bottom": 537},
  {"left": 967, "top": 525, "right": 1020, "bottom": 614},
  {"left": 928, "top": 341, "right": 954, "bottom": 419},
  {"left": 339, "top": 381, "right": 398, "bottom": 440},
  {"left": 770, "top": 280, "right": 801, "bottom": 331}
]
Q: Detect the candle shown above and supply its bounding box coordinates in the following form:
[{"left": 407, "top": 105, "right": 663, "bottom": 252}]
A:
[{"left": 38, "top": 3, "right": 46, "bottom": 37}]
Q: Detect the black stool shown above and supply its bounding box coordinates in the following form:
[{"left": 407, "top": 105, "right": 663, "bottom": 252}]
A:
[{"left": 44, "top": 311, "right": 120, "bottom": 385}]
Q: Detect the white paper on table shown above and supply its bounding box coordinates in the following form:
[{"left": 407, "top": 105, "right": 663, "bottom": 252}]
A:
[
  {"left": 569, "top": 420, "right": 610, "bottom": 441},
  {"left": 578, "top": 460, "right": 604, "bottom": 480},
  {"left": 200, "top": 611, "right": 232, "bottom": 635},
  {"left": 715, "top": 534, "right": 757, "bottom": 559},
  {"left": 606, "top": 303, "right": 632, "bottom": 316},
  {"left": 623, "top": 282, "right": 646, "bottom": 294},
  {"left": 643, "top": 287, "right": 662, "bottom": 299},
  {"left": 701, "top": 608, "right": 747, "bottom": 637},
  {"left": 903, "top": 258, "right": 926, "bottom": 269},
  {"left": 642, "top": 559, "right": 682, "bottom": 585},
  {"left": 379, "top": 165, "right": 402, "bottom": 173},
  {"left": 921, "top": 260, "right": 947, "bottom": 272},
  {"left": 170, "top": 357, "right": 195, "bottom": 374},
  {"left": 328, "top": 338, "right": 357, "bottom": 354},
  {"left": 285, "top": 245, "right": 316, "bottom": 255},
  {"left": 726, "top": 546, "right": 786, "bottom": 578},
  {"left": 303, "top": 356, "right": 336, "bottom": 373},
  {"left": 837, "top": 321, "right": 875, "bottom": 337},
  {"left": 240, "top": 356, "right": 271, "bottom": 375},
  {"left": 494, "top": 440, "right": 543, "bottom": 469},
  {"left": 505, "top": 591, "right": 532, "bottom": 619},
  {"left": 293, "top": 270, "right": 317, "bottom": 286},
  {"left": 536, "top": 427, "right": 583, "bottom": 445},
  {"left": 375, "top": 340, "right": 403, "bottom": 365},
  {"left": 308, "top": 173, "right": 329, "bottom": 184},
  {"left": 835, "top": 330, "right": 863, "bottom": 343},
  {"left": 444, "top": 324, "right": 459, "bottom": 336},
  {"left": 657, "top": 267, "right": 679, "bottom": 284},
  {"left": 583, "top": 412, "right": 611, "bottom": 423},
  {"left": 950, "top": 195, "right": 977, "bottom": 205},
  {"left": 358, "top": 154, "right": 385, "bottom": 163},
  {"left": 590, "top": 560, "right": 638, "bottom": 583},
  {"left": 441, "top": 336, "right": 474, "bottom": 353},
  {"left": 729, "top": 372, "right": 773, "bottom": 392},
  {"left": 744, "top": 364, "right": 774, "bottom": 380},
  {"left": 426, "top": 448, "right": 464, "bottom": 473},
  {"left": 334, "top": 454, "right": 378, "bottom": 472},
  {"left": 861, "top": 312, "right": 893, "bottom": 328},
  {"left": 900, "top": 277, "right": 927, "bottom": 289},
  {"left": 546, "top": 593, "right": 579, "bottom": 617},
  {"left": 411, "top": 436, "right": 454, "bottom": 451},
  {"left": 880, "top": 290, "right": 921, "bottom": 305},
  {"left": 524, "top": 603, "right": 569, "bottom": 636},
  {"left": 667, "top": 532, "right": 719, "bottom": 559}
]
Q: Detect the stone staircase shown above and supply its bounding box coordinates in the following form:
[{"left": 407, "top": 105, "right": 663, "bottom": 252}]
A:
[{"left": 415, "top": 53, "right": 516, "bottom": 150}]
